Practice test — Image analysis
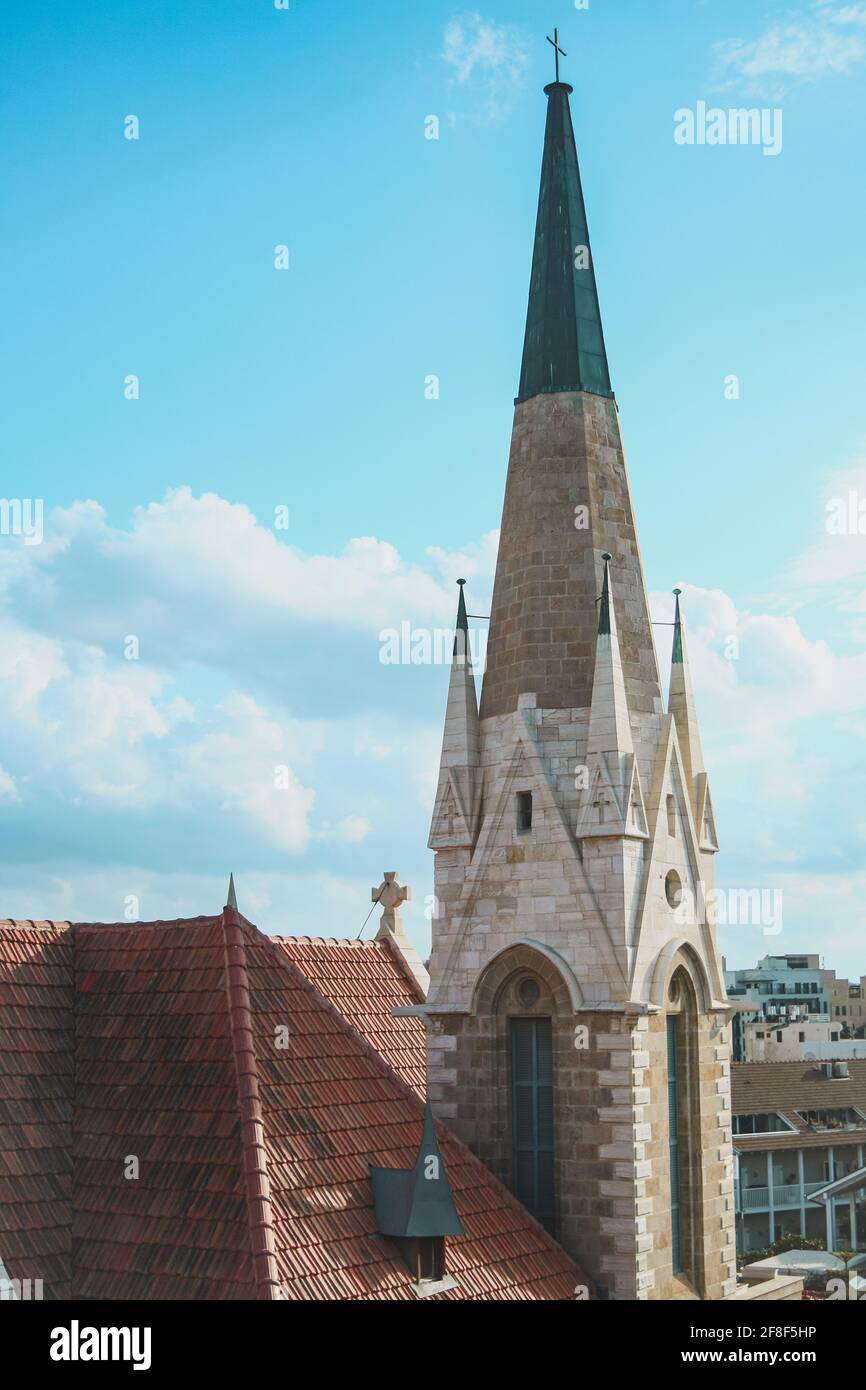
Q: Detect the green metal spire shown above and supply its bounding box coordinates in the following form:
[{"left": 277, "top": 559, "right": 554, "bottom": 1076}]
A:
[
  {"left": 456, "top": 579, "right": 468, "bottom": 633},
  {"left": 598, "top": 553, "right": 612, "bottom": 636},
  {"left": 517, "top": 82, "right": 613, "bottom": 404},
  {"left": 452, "top": 578, "right": 469, "bottom": 658},
  {"left": 672, "top": 590, "right": 684, "bottom": 665},
  {"left": 370, "top": 1102, "right": 465, "bottom": 1239},
  {"left": 226, "top": 873, "right": 238, "bottom": 912}
]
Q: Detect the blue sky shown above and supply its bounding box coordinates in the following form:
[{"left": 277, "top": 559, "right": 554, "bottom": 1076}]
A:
[{"left": 1, "top": 0, "right": 866, "bottom": 976}]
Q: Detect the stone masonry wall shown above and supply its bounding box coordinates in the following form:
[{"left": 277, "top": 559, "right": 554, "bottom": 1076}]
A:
[
  {"left": 480, "top": 391, "right": 662, "bottom": 721},
  {"left": 428, "top": 978, "right": 737, "bottom": 1301}
]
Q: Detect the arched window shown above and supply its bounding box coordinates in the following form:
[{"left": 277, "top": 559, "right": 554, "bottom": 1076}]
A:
[
  {"left": 666, "top": 964, "right": 704, "bottom": 1292},
  {"left": 510, "top": 1003, "right": 554, "bottom": 1232},
  {"left": 472, "top": 945, "right": 575, "bottom": 1239}
]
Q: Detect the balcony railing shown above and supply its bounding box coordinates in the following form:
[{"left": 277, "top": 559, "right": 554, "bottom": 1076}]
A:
[{"left": 736, "top": 1181, "right": 839, "bottom": 1212}]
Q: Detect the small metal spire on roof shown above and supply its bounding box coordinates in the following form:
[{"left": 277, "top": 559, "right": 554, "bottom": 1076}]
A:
[
  {"left": 597, "top": 553, "right": 612, "bottom": 636},
  {"left": 370, "top": 1100, "right": 465, "bottom": 1240},
  {"left": 226, "top": 873, "right": 238, "bottom": 912},
  {"left": 672, "top": 588, "right": 684, "bottom": 665}
]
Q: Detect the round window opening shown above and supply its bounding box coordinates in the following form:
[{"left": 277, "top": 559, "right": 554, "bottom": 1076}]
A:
[
  {"left": 665, "top": 870, "right": 683, "bottom": 909},
  {"left": 517, "top": 977, "right": 541, "bottom": 1009}
]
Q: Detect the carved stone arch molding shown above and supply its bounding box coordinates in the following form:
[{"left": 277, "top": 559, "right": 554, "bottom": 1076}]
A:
[
  {"left": 471, "top": 939, "right": 583, "bottom": 1018},
  {"left": 648, "top": 940, "right": 713, "bottom": 1015}
]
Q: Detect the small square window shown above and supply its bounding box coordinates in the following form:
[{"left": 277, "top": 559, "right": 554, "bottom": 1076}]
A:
[{"left": 517, "top": 791, "right": 533, "bottom": 833}]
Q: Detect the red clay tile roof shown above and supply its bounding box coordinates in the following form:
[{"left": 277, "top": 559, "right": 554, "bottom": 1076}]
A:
[
  {"left": 0, "top": 913, "right": 589, "bottom": 1301},
  {"left": 0, "top": 922, "right": 73, "bottom": 1299},
  {"left": 273, "top": 937, "right": 426, "bottom": 1096},
  {"left": 72, "top": 917, "right": 257, "bottom": 1300}
]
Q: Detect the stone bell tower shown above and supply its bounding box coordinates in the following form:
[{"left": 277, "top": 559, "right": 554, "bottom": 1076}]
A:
[{"left": 424, "top": 71, "right": 736, "bottom": 1300}]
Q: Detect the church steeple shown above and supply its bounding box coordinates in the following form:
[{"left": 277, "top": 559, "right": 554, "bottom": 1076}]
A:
[
  {"left": 517, "top": 81, "right": 613, "bottom": 404},
  {"left": 480, "top": 67, "right": 659, "bottom": 724},
  {"left": 425, "top": 39, "right": 734, "bottom": 1302}
]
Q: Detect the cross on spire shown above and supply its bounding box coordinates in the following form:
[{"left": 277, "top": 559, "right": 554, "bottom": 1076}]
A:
[{"left": 547, "top": 27, "right": 567, "bottom": 83}]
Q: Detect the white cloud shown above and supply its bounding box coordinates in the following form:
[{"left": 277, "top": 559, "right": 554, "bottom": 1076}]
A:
[
  {"left": 37, "top": 488, "right": 452, "bottom": 628},
  {"left": 440, "top": 13, "right": 529, "bottom": 120},
  {"left": 177, "top": 693, "right": 316, "bottom": 852},
  {"left": 3, "top": 490, "right": 458, "bottom": 696},
  {"left": 714, "top": 1, "right": 866, "bottom": 98},
  {"left": 788, "top": 462, "right": 866, "bottom": 587},
  {"left": 0, "top": 624, "right": 67, "bottom": 719},
  {"left": 652, "top": 581, "right": 866, "bottom": 736},
  {"left": 426, "top": 527, "right": 499, "bottom": 593},
  {"left": 0, "top": 491, "right": 494, "bottom": 873},
  {"left": 4, "top": 479, "right": 866, "bottom": 974},
  {"left": 0, "top": 607, "right": 318, "bottom": 841},
  {"left": 335, "top": 815, "right": 372, "bottom": 844},
  {"left": 0, "top": 765, "right": 19, "bottom": 804},
  {"left": 649, "top": 575, "right": 866, "bottom": 939}
]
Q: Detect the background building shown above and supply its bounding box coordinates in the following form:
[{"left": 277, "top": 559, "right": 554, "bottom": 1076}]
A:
[
  {"left": 732, "top": 1059, "right": 866, "bottom": 1256},
  {"left": 741, "top": 1017, "right": 866, "bottom": 1064},
  {"left": 725, "top": 955, "right": 866, "bottom": 1061}
]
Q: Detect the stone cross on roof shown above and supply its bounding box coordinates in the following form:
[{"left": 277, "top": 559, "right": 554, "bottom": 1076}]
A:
[
  {"left": 372, "top": 872, "right": 411, "bottom": 934},
  {"left": 370, "top": 872, "right": 429, "bottom": 996}
]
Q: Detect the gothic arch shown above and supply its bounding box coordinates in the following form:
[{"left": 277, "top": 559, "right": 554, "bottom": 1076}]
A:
[
  {"left": 648, "top": 940, "right": 713, "bottom": 1015},
  {"left": 471, "top": 939, "right": 583, "bottom": 1017}
]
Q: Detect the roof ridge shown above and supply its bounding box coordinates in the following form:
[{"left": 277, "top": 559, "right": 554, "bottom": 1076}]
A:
[
  {"left": 219, "top": 908, "right": 282, "bottom": 1301},
  {"left": 0, "top": 919, "right": 73, "bottom": 931},
  {"left": 74, "top": 916, "right": 222, "bottom": 931},
  {"left": 274, "top": 934, "right": 385, "bottom": 948},
  {"left": 733, "top": 1059, "right": 866, "bottom": 1068},
  {"left": 376, "top": 930, "right": 427, "bottom": 1005},
  {"left": 0, "top": 915, "right": 223, "bottom": 934}
]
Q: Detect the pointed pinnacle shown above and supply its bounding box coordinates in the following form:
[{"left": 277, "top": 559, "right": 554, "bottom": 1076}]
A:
[
  {"left": 453, "top": 579, "right": 470, "bottom": 659},
  {"left": 672, "top": 589, "right": 684, "bottom": 665},
  {"left": 598, "top": 553, "right": 612, "bottom": 636},
  {"left": 226, "top": 873, "right": 238, "bottom": 912},
  {"left": 456, "top": 579, "right": 468, "bottom": 632}
]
